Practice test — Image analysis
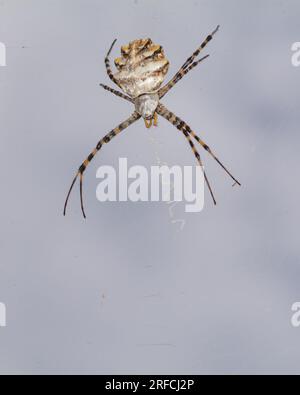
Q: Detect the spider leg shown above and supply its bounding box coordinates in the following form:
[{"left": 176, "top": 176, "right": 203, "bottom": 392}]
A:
[
  {"left": 181, "top": 25, "right": 220, "bottom": 70},
  {"left": 100, "top": 84, "right": 133, "bottom": 103},
  {"left": 159, "top": 25, "right": 219, "bottom": 99},
  {"left": 157, "top": 103, "right": 241, "bottom": 188},
  {"left": 159, "top": 55, "right": 209, "bottom": 98},
  {"left": 153, "top": 112, "right": 158, "bottom": 127},
  {"left": 157, "top": 104, "right": 216, "bottom": 205},
  {"left": 187, "top": 128, "right": 241, "bottom": 187},
  {"left": 181, "top": 127, "right": 217, "bottom": 205},
  {"left": 105, "top": 39, "right": 122, "bottom": 88},
  {"left": 63, "top": 111, "right": 141, "bottom": 218}
]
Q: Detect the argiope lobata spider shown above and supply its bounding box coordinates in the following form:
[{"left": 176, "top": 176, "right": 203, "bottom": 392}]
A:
[{"left": 64, "top": 25, "right": 241, "bottom": 218}]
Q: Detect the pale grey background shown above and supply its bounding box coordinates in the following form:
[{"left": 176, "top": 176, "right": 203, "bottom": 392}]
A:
[{"left": 0, "top": 0, "right": 300, "bottom": 375}]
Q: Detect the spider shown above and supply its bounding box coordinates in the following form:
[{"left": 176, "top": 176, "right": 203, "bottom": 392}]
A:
[{"left": 64, "top": 26, "right": 241, "bottom": 218}]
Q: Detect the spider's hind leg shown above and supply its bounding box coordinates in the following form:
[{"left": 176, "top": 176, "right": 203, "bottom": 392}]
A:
[{"left": 159, "top": 25, "right": 219, "bottom": 99}]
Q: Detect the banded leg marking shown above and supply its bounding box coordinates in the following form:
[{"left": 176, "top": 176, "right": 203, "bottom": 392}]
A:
[
  {"left": 105, "top": 39, "right": 122, "bottom": 88},
  {"left": 100, "top": 84, "right": 133, "bottom": 103},
  {"left": 181, "top": 25, "right": 220, "bottom": 70},
  {"left": 157, "top": 103, "right": 241, "bottom": 195},
  {"left": 186, "top": 129, "right": 241, "bottom": 187},
  {"left": 181, "top": 128, "right": 217, "bottom": 205},
  {"left": 64, "top": 111, "right": 141, "bottom": 218},
  {"left": 159, "top": 26, "right": 219, "bottom": 99},
  {"left": 157, "top": 104, "right": 216, "bottom": 205}
]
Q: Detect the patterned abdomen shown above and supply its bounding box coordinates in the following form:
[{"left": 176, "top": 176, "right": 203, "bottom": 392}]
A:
[{"left": 114, "top": 38, "right": 169, "bottom": 98}]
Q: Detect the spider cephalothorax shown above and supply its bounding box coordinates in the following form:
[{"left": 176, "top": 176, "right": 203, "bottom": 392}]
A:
[{"left": 64, "top": 26, "right": 241, "bottom": 218}]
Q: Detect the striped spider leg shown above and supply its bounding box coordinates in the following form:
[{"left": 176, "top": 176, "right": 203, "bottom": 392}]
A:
[
  {"left": 159, "top": 25, "right": 220, "bottom": 99},
  {"left": 105, "top": 39, "right": 122, "bottom": 89},
  {"left": 157, "top": 103, "right": 241, "bottom": 205},
  {"left": 99, "top": 84, "right": 133, "bottom": 103},
  {"left": 63, "top": 111, "right": 141, "bottom": 218}
]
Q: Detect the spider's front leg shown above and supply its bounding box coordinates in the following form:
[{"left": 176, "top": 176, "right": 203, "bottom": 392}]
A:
[
  {"left": 157, "top": 103, "right": 241, "bottom": 204},
  {"left": 63, "top": 111, "right": 141, "bottom": 218}
]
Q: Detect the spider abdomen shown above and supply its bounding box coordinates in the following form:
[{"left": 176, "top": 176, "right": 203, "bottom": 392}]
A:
[{"left": 114, "top": 38, "right": 169, "bottom": 98}]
